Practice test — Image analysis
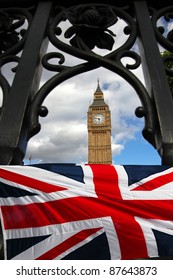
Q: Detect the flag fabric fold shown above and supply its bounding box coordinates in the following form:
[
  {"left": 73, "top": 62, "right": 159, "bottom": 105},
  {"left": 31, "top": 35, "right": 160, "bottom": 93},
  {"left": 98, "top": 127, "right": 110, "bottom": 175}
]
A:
[{"left": 0, "top": 163, "right": 173, "bottom": 260}]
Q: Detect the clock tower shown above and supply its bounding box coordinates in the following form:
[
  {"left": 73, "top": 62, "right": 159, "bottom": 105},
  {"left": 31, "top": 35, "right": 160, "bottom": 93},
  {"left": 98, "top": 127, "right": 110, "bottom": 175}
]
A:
[{"left": 87, "top": 81, "right": 112, "bottom": 164}]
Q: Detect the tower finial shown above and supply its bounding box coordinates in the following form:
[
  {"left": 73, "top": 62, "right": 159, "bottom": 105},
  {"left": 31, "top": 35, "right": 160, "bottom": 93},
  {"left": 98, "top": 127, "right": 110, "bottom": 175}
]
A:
[{"left": 95, "top": 79, "right": 102, "bottom": 93}]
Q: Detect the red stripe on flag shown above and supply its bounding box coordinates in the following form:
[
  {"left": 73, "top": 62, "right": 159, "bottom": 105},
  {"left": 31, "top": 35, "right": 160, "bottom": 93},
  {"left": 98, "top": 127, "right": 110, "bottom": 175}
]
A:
[
  {"left": 89, "top": 165, "right": 149, "bottom": 259},
  {"left": 1, "top": 197, "right": 99, "bottom": 229},
  {"left": 88, "top": 164, "right": 122, "bottom": 199},
  {"left": 132, "top": 171, "right": 173, "bottom": 191},
  {"left": 36, "top": 227, "right": 102, "bottom": 260},
  {"left": 0, "top": 168, "right": 67, "bottom": 193}
]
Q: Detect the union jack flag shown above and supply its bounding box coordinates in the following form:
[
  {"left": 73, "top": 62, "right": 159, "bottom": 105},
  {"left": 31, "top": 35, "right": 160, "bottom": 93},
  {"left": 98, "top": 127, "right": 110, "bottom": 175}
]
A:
[{"left": 0, "top": 163, "right": 173, "bottom": 260}]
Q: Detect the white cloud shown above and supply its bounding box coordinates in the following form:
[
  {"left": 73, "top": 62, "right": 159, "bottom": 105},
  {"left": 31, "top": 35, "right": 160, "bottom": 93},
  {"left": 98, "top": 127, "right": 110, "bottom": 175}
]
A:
[
  {"left": 26, "top": 67, "right": 143, "bottom": 164},
  {"left": 27, "top": 122, "right": 87, "bottom": 163}
]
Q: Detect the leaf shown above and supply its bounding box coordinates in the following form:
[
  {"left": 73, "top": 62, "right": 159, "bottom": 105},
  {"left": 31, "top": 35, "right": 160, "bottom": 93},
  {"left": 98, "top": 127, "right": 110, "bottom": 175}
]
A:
[
  {"left": 96, "top": 32, "right": 115, "bottom": 50},
  {"left": 64, "top": 26, "right": 77, "bottom": 39}
]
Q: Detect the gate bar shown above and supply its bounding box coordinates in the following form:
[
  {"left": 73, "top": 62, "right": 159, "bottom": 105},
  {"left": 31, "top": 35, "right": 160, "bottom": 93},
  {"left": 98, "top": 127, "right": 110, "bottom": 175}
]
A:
[
  {"left": 134, "top": 0, "right": 173, "bottom": 165},
  {"left": 0, "top": 1, "right": 53, "bottom": 165}
]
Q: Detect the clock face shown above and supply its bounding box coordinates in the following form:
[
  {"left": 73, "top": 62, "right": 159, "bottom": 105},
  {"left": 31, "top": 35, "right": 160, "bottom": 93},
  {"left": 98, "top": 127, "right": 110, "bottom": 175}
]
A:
[{"left": 93, "top": 113, "right": 105, "bottom": 124}]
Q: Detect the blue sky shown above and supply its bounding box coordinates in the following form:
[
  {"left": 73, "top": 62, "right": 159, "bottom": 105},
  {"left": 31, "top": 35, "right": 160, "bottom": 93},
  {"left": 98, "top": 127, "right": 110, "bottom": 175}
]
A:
[{"left": 114, "top": 133, "right": 161, "bottom": 165}]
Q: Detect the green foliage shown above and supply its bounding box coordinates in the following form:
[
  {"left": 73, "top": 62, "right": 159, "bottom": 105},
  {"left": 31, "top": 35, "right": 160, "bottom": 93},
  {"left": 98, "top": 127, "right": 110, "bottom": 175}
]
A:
[{"left": 161, "top": 50, "right": 173, "bottom": 93}]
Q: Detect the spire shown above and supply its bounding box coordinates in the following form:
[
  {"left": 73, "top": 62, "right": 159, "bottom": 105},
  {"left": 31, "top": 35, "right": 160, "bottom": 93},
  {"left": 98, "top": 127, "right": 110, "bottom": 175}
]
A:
[
  {"left": 94, "top": 79, "right": 104, "bottom": 100},
  {"left": 96, "top": 78, "right": 102, "bottom": 93},
  {"left": 89, "top": 80, "right": 108, "bottom": 107}
]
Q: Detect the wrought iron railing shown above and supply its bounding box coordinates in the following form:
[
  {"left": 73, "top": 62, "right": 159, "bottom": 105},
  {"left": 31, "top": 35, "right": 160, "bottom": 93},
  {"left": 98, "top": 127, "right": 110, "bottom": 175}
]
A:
[{"left": 0, "top": 0, "right": 173, "bottom": 165}]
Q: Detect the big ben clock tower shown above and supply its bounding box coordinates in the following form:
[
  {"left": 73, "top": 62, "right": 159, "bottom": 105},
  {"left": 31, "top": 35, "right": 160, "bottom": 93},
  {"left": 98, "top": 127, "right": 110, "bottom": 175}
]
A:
[{"left": 88, "top": 81, "right": 112, "bottom": 164}]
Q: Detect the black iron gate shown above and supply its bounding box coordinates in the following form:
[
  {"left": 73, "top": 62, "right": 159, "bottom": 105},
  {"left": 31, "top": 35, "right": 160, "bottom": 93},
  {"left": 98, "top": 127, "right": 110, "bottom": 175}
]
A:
[{"left": 0, "top": 0, "right": 173, "bottom": 165}]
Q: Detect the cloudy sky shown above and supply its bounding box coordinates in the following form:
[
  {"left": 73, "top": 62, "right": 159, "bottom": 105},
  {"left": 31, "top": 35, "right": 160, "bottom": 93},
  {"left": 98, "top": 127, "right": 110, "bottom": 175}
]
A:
[
  {"left": 24, "top": 16, "right": 163, "bottom": 166},
  {"left": 25, "top": 71, "right": 161, "bottom": 165},
  {"left": 1, "top": 9, "right": 172, "bottom": 166}
]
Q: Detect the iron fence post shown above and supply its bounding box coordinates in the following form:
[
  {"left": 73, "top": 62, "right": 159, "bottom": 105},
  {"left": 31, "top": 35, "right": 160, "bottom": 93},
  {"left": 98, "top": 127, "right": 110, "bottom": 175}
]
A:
[
  {"left": 134, "top": 1, "right": 173, "bottom": 165},
  {"left": 0, "top": 1, "right": 52, "bottom": 164}
]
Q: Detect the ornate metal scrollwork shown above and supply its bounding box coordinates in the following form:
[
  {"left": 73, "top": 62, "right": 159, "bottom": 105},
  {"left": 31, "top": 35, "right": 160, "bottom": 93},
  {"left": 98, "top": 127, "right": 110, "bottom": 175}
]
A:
[
  {"left": 0, "top": 7, "right": 32, "bottom": 57},
  {"left": 0, "top": 7, "right": 33, "bottom": 118},
  {"left": 64, "top": 5, "right": 117, "bottom": 50},
  {"left": 28, "top": 4, "right": 155, "bottom": 147},
  {"left": 152, "top": 5, "right": 173, "bottom": 52},
  {"left": 0, "top": 10, "right": 19, "bottom": 54},
  {"left": 0, "top": 55, "right": 20, "bottom": 114},
  {"left": 152, "top": 6, "right": 173, "bottom": 95}
]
